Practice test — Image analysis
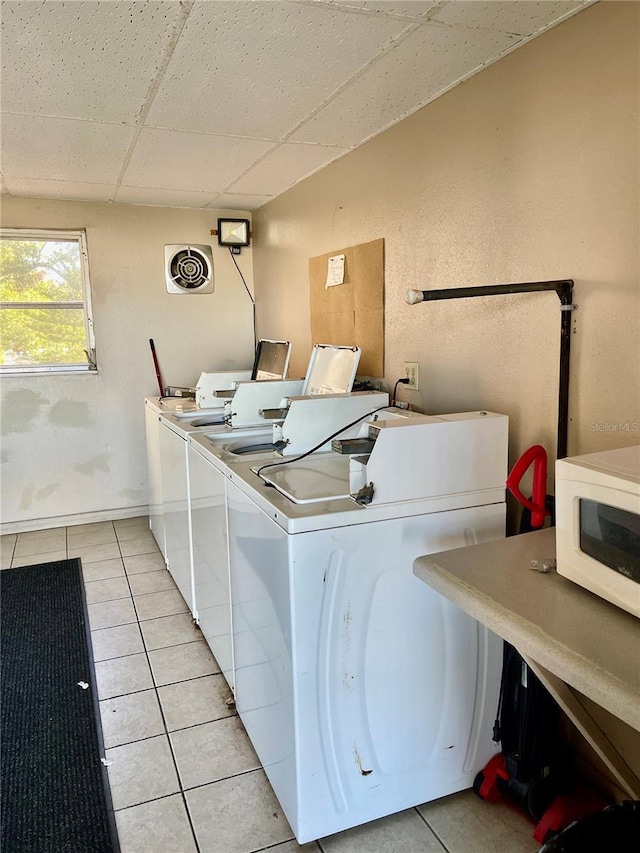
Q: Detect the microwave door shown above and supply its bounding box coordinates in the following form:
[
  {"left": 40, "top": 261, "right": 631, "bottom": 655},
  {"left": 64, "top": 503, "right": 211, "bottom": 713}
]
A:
[{"left": 580, "top": 499, "right": 640, "bottom": 584}]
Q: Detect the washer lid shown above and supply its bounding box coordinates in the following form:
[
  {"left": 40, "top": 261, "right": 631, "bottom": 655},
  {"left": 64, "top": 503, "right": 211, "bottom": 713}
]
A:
[
  {"left": 302, "top": 344, "right": 361, "bottom": 395},
  {"left": 253, "top": 455, "right": 350, "bottom": 504}
]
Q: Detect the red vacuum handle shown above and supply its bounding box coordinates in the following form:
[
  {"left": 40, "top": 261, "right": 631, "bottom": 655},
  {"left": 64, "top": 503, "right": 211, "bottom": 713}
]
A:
[
  {"left": 506, "top": 444, "right": 550, "bottom": 529},
  {"left": 149, "top": 338, "right": 164, "bottom": 397}
]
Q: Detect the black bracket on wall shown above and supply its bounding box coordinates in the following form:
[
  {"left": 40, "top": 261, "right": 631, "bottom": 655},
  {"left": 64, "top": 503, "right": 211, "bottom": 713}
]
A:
[{"left": 405, "top": 279, "right": 575, "bottom": 460}]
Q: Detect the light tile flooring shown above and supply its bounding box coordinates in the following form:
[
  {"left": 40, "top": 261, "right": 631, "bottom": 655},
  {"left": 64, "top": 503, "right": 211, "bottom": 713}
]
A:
[{"left": 1, "top": 518, "right": 541, "bottom": 853}]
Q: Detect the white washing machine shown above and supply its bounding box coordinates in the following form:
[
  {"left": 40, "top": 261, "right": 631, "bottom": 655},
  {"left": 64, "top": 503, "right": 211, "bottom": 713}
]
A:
[
  {"left": 145, "top": 397, "right": 169, "bottom": 556},
  {"left": 148, "top": 371, "right": 282, "bottom": 603},
  {"left": 144, "top": 356, "right": 285, "bottom": 556},
  {"left": 159, "top": 388, "right": 315, "bottom": 621},
  {"left": 145, "top": 395, "right": 216, "bottom": 559},
  {"left": 186, "top": 391, "right": 388, "bottom": 693},
  {"left": 184, "top": 345, "right": 387, "bottom": 690},
  {"left": 223, "top": 411, "right": 509, "bottom": 842},
  {"left": 158, "top": 409, "right": 239, "bottom": 615},
  {"left": 188, "top": 428, "right": 277, "bottom": 692}
]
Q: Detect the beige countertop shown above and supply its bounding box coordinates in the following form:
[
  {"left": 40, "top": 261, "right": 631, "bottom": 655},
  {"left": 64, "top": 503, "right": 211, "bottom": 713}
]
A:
[{"left": 413, "top": 528, "right": 640, "bottom": 732}]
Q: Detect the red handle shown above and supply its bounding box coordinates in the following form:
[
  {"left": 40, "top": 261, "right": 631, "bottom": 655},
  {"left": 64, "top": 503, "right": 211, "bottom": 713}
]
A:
[
  {"left": 149, "top": 338, "right": 164, "bottom": 397},
  {"left": 506, "top": 444, "right": 550, "bottom": 529}
]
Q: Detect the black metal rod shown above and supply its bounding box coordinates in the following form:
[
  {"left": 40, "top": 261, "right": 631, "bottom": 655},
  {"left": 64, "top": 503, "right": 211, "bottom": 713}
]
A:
[
  {"left": 412, "top": 279, "right": 574, "bottom": 460},
  {"left": 417, "top": 280, "right": 573, "bottom": 302},
  {"left": 557, "top": 283, "right": 574, "bottom": 460}
]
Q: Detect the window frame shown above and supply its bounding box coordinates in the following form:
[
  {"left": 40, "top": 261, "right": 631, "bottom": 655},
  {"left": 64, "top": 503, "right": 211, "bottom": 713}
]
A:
[{"left": 0, "top": 228, "right": 97, "bottom": 375}]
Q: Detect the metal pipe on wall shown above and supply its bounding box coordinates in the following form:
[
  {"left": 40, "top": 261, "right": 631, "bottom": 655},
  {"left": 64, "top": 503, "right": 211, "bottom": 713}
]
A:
[{"left": 405, "top": 280, "right": 575, "bottom": 460}]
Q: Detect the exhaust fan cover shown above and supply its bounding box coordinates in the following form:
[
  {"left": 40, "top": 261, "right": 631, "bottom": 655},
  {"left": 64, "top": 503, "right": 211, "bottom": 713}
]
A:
[{"left": 165, "top": 244, "right": 214, "bottom": 294}]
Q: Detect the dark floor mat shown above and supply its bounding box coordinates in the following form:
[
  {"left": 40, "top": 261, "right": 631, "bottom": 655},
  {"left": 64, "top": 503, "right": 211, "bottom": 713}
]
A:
[{"left": 1, "top": 559, "right": 118, "bottom": 852}]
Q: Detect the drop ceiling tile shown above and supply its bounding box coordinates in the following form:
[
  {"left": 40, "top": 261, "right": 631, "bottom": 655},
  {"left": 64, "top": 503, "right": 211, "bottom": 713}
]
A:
[
  {"left": 329, "top": 1, "right": 441, "bottom": 19},
  {"left": 146, "top": 0, "right": 413, "bottom": 139},
  {"left": 0, "top": 1, "right": 184, "bottom": 123},
  {"left": 114, "top": 186, "right": 220, "bottom": 209},
  {"left": 122, "top": 128, "right": 274, "bottom": 194},
  {"left": 431, "top": 1, "right": 585, "bottom": 36},
  {"left": 1, "top": 115, "right": 135, "bottom": 184},
  {"left": 2, "top": 177, "right": 113, "bottom": 203},
  {"left": 291, "top": 21, "right": 519, "bottom": 147},
  {"left": 205, "top": 194, "right": 274, "bottom": 212},
  {"left": 228, "top": 142, "right": 348, "bottom": 197}
]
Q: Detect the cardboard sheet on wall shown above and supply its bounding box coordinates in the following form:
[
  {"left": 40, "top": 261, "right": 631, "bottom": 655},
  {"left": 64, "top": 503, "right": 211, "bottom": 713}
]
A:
[{"left": 309, "top": 238, "right": 384, "bottom": 377}]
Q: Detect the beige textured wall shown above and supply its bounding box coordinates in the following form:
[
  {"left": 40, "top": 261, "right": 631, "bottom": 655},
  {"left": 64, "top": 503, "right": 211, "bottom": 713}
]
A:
[
  {"left": 252, "top": 1, "right": 639, "bottom": 471},
  {"left": 1, "top": 199, "right": 255, "bottom": 529}
]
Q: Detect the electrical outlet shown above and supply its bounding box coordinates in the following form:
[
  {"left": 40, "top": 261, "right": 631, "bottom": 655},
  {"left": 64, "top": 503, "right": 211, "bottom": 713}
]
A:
[{"left": 404, "top": 362, "right": 419, "bottom": 391}]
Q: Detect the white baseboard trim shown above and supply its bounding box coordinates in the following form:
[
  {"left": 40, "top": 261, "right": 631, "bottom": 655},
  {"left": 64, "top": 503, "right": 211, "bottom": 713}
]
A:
[{"left": 1, "top": 505, "right": 150, "bottom": 536}]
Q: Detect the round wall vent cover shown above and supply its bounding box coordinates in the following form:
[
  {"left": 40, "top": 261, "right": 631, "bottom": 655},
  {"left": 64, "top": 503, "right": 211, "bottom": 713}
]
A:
[{"left": 164, "top": 244, "right": 214, "bottom": 293}]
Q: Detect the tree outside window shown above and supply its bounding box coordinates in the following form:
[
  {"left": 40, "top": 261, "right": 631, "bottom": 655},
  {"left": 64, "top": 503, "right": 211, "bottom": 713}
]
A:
[{"left": 0, "top": 229, "right": 96, "bottom": 374}]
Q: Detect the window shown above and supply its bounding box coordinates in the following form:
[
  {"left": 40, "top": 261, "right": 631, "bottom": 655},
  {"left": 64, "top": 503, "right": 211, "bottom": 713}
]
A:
[{"left": 0, "top": 229, "right": 96, "bottom": 374}]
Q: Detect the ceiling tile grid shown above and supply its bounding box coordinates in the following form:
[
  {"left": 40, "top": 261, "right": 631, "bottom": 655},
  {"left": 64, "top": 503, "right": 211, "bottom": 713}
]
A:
[
  {"left": 228, "top": 140, "right": 349, "bottom": 196},
  {"left": 1, "top": 177, "right": 115, "bottom": 203},
  {"left": 1, "top": 114, "right": 135, "bottom": 185},
  {"left": 0, "top": 0, "right": 596, "bottom": 210},
  {"left": 430, "top": 1, "right": 584, "bottom": 36},
  {"left": 289, "top": 20, "right": 519, "bottom": 147},
  {"left": 145, "top": 0, "right": 415, "bottom": 139},
  {"left": 205, "top": 192, "right": 275, "bottom": 211},
  {"left": 327, "top": 1, "right": 442, "bottom": 19},
  {"left": 113, "top": 185, "right": 223, "bottom": 209},
  {"left": 0, "top": 0, "right": 184, "bottom": 123},
  {"left": 121, "top": 127, "right": 275, "bottom": 194}
]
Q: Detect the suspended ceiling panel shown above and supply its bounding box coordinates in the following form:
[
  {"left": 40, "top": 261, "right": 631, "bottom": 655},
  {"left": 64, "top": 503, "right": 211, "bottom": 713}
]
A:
[
  {"left": 228, "top": 141, "right": 350, "bottom": 197},
  {"left": 1, "top": 114, "right": 135, "bottom": 184},
  {"left": 290, "top": 20, "right": 519, "bottom": 147},
  {"left": 4, "top": 178, "right": 115, "bottom": 204},
  {"left": 1, "top": 1, "right": 184, "bottom": 123},
  {"left": 145, "top": 1, "right": 415, "bottom": 139},
  {"left": 122, "top": 127, "right": 275, "bottom": 193},
  {"left": 0, "top": 0, "right": 597, "bottom": 212},
  {"left": 434, "top": 0, "right": 584, "bottom": 33},
  {"left": 113, "top": 185, "right": 223, "bottom": 209}
]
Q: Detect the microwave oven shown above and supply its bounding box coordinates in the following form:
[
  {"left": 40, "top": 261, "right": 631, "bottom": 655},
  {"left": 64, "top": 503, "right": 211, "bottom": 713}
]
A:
[{"left": 555, "top": 445, "right": 640, "bottom": 618}]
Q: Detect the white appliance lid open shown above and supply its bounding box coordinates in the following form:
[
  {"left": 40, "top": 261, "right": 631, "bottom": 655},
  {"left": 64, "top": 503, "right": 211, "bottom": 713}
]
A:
[{"left": 302, "top": 345, "right": 361, "bottom": 395}]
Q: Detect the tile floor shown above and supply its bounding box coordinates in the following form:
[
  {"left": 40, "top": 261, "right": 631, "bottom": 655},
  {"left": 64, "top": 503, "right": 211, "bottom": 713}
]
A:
[{"left": 1, "top": 518, "right": 541, "bottom": 853}]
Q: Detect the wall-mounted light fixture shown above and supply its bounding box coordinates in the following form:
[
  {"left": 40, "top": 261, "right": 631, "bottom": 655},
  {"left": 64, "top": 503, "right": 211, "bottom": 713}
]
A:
[{"left": 217, "top": 218, "right": 250, "bottom": 254}]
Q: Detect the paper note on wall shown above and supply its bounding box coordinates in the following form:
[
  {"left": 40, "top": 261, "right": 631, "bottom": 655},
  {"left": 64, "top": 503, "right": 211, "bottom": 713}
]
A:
[{"left": 325, "top": 254, "right": 345, "bottom": 288}]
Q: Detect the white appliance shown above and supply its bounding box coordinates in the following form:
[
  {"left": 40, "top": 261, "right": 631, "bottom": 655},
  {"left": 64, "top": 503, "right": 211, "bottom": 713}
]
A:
[
  {"left": 186, "top": 393, "right": 389, "bottom": 693},
  {"left": 224, "top": 379, "right": 305, "bottom": 429},
  {"left": 225, "top": 343, "right": 362, "bottom": 429},
  {"left": 154, "top": 345, "right": 366, "bottom": 636},
  {"left": 144, "top": 345, "right": 288, "bottom": 609},
  {"left": 144, "top": 397, "right": 168, "bottom": 556},
  {"left": 145, "top": 394, "right": 234, "bottom": 558},
  {"left": 251, "top": 338, "right": 293, "bottom": 381},
  {"left": 556, "top": 445, "right": 640, "bottom": 618},
  {"left": 268, "top": 392, "right": 388, "bottom": 455},
  {"left": 182, "top": 343, "right": 375, "bottom": 681},
  {"left": 145, "top": 395, "right": 205, "bottom": 558},
  {"left": 195, "top": 371, "right": 253, "bottom": 410},
  {"left": 157, "top": 411, "right": 236, "bottom": 614},
  {"left": 144, "top": 341, "right": 290, "bottom": 561},
  {"left": 224, "top": 410, "right": 508, "bottom": 842},
  {"left": 196, "top": 339, "right": 292, "bottom": 409},
  {"left": 188, "top": 428, "right": 277, "bottom": 693}
]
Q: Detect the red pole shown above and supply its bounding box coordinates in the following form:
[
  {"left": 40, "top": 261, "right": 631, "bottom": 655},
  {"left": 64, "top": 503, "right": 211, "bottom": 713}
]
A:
[{"left": 149, "top": 338, "right": 164, "bottom": 396}]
